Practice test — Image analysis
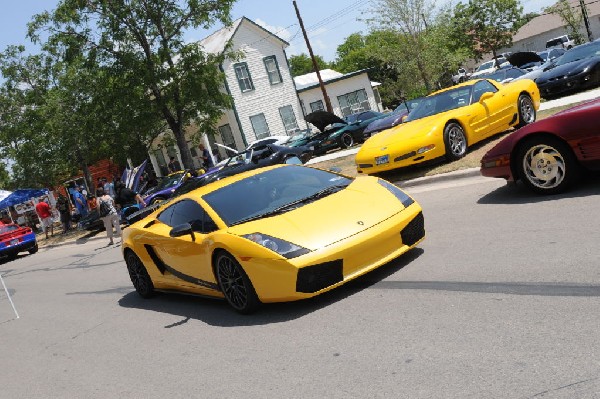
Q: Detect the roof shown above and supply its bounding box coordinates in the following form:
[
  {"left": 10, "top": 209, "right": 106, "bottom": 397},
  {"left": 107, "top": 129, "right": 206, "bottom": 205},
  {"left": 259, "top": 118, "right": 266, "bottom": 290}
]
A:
[
  {"left": 513, "top": 0, "right": 600, "bottom": 42},
  {"left": 294, "top": 69, "right": 371, "bottom": 92},
  {"left": 198, "top": 16, "right": 289, "bottom": 55}
]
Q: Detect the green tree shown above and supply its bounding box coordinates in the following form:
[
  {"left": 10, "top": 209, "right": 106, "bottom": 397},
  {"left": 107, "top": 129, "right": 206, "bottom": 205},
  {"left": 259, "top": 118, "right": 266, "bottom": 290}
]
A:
[
  {"left": 450, "top": 0, "right": 523, "bottom": 63},
  {"left": 545, "top": 0, "right": 585, "bottom": 45},
  {"left": 28, "top": 0, "right": 235, "bottom": 171},
  {"left": 288, "top": 53, "right": 330, "bottom": 77}
]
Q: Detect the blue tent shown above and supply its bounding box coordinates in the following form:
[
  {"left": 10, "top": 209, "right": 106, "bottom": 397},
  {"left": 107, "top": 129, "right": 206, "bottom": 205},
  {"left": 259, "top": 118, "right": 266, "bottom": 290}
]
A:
[{"left": 0, "top": 189, "right": 49, "bottom": 209}]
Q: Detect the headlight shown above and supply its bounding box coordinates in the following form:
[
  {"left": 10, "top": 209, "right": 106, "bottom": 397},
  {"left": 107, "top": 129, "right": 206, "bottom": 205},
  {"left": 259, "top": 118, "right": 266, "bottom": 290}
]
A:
[
  {"left": 243, "top": 233, "right": 310, "bottom": 259},
  {"left": 377, "top": 179, "right": 414, "bottom": 207}
]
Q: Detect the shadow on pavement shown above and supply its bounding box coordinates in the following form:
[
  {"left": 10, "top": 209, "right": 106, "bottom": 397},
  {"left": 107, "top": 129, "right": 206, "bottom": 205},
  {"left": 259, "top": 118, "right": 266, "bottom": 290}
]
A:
[
  {"left": 477, "top": 174, "right": 600, "bottom": 205},
  {"left": 117, "top": 247, "right": 425, "bottom": 327}
]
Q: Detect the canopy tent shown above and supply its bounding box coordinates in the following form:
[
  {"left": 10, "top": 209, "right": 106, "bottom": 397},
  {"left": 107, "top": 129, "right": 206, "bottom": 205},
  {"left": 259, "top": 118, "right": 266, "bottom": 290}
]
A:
[
  {"left": 0, "top": 189, "right": 11, "bottom": 202},
  {"left": 0, "top": 189, "right": 49, "bottom": 209}
]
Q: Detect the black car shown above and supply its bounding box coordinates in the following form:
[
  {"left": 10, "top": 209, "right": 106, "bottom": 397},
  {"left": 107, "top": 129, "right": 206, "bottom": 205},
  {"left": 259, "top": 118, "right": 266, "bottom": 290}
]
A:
[
  {"left": 536, "top": 41, "right": 600, "bottom": 99},
  {"left": 125, "top": 144, "right": 312, "bottom": 224}
]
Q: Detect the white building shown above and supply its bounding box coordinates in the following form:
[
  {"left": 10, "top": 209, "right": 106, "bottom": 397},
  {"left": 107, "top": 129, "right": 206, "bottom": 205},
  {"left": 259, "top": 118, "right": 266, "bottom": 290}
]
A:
[
  {"left": 500, "top": 0, "right": 600, "bottom": 53},
  {"left": 150, "top": 17, "right": 306, "bottom": 176},
  {"left": 294, "top": 69, "right": 383, "bottom": 118}
]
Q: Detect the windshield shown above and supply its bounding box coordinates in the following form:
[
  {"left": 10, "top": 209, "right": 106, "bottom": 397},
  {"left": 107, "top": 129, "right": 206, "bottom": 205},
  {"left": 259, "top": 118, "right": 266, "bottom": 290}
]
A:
[
  {"left": 155, "top": 172, "right": 185, "bottom": 190},
  {"left": 477, "top": 61, "right": 495, "bottom": 71},
  {"left": 393, "top": 98, "right": 422, "bottom": 114},
  {"left": 203, "top": 166, "right": 352, "bottom": 226},
  {"left": 405, "top": 86, "right": 472, "bottom": 122},
  {"left": 555, "top": 42, "right": 600, "bottom": 66}
]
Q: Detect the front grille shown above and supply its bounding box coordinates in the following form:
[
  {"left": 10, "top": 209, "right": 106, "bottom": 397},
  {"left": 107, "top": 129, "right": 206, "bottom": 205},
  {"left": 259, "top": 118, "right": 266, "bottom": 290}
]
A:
[
  {"left": 401, "top": 212, "right": 425, "bottom": 246},
  {"left": 395, "top": 151, "right": 417, "bottom": 162},
  {"left": 296, "top": 260, "right": 343, "bottom": 293}
]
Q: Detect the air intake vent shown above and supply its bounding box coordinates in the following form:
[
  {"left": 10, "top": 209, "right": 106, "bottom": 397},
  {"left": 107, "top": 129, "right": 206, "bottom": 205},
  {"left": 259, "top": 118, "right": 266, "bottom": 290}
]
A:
[
  {"left": 401, "top": 212, "right": 425, "bottom": 246},
  {"left": 296, "top": 260, "right": 343, "bottom": 293}
]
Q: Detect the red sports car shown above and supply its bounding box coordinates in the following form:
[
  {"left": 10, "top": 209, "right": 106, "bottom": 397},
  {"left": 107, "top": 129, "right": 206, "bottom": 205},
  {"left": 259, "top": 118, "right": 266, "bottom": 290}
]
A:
[
  {"left": 481, "top": 98, "right": 600, "bottom": 194},
  {"left": 0, "top": 222, "right": 38, "bottom": 261}
]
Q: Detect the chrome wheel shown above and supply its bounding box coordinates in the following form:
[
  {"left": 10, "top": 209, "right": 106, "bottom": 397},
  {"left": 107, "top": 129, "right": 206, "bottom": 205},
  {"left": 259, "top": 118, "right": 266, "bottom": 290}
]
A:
[
  {"left": 216, "top": 253, "right": 259, "bottom": 313},
  {"left": 340, "top": 133, "right": 354, "bottom": 148},
  {"left": 125, "top": 251, "right": 154, "bottom": 298},
  {"left": 518, "top": 95, "right": 536, "bottom": 126},
  {"left": 522, "top": 144, "right": 565, "bottom": 189},
  {"left": 444, "top": 123, "right": 467, "bottom": 160}
]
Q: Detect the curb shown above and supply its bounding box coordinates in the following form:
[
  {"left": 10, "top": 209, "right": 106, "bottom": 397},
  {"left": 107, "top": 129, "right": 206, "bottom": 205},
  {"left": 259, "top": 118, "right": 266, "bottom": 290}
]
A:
[{"left": 392, "top": 167, "right": 482, "bottom": 188}]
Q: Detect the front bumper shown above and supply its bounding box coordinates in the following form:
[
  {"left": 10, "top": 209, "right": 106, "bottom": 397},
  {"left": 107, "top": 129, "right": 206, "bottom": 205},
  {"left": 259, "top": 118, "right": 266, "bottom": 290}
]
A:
[
  {"left": 537, "top": 71, "right": 599, "bottom": 98},
  {"left": 356, "top": 144, "right": 445, "bottom": 174},
  {"left": 480, "top": 154, "right": 514, "bottom": 181},
  {"left": 243, "top": 203, "right": 425, "bottom": 302}
]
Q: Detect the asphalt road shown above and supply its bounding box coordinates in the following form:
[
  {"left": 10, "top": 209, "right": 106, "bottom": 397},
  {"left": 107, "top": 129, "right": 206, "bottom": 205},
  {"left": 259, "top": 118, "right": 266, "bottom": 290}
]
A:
[{"left": 1, "top": 174, "right": 599, "bottom": 398}]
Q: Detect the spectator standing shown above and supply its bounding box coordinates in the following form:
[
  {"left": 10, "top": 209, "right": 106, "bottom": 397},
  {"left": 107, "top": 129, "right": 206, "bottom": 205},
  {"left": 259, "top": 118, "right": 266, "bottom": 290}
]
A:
[
  {"left": 199, "top": 143, "right": 214, "bottom": 169},
  {"left": 114, "top": 181, "right": 146, "bottom": 210},
  {"left": 73, "top": 186, "right": 89, "bottom": 217},
  {"left": 102, "top": 177, "right": 115, "bottom": 198},
  {"left": 35, "top": 199, "right": 54, "bottom": 239},
  {"left": 168, "top": 156, "right": 178, "bottom": 173},
  {"left": 96, "top": 188, "right": 121, "bottom": 246},
  {"left": 56, "top": 194, "right": 72, "bottom": 234}
]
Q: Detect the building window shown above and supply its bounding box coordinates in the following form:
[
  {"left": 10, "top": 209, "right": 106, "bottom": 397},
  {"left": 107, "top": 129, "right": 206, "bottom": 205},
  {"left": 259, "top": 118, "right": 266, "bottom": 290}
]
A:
[
  {"left": 310, "top": 100, "right": 324, "bottom": 113},
  {"left": 250, "top": 113, "right": 270, "bottom": 140},
  {"left": 263, "top": 55, "right": 282, "bottom": 85},
  {"left": 279, "top": 105, "right": 299, "bottom": 134},
  {"left": 337, "top": 89, "right": 371, "bottom": 117},
  {"left": 218, "top": 124, "right": 236, "bottom": 150},
  {"left": 233, "top": 62, "right": 254, "bottom": 92}
]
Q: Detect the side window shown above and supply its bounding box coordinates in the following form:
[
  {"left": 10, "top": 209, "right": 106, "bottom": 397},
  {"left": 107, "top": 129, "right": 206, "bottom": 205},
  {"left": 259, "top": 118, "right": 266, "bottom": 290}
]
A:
[
  {"left": 471, "top": 80, "right": 498, "bottom": 103},
  {"left": 165, "top": 199, "right": 218, "bottom": 234},
  {"left": 233, "top": 62, "right": 254, "bottom": 92},
  {"left": 157, "top": 206, "right": 175, "bottom": 226}
]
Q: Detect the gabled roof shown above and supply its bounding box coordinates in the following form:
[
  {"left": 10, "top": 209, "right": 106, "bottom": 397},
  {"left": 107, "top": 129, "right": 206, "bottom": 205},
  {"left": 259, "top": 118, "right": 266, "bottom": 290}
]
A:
[
  {"left": 513, "top": 0, "right": 600, "bottom": 42},
  {"left": 294, "top": 69, "right": 371, "bottom": 92},
  {"left": 199, "top": 16, "right": 289, "bottom": 55}
]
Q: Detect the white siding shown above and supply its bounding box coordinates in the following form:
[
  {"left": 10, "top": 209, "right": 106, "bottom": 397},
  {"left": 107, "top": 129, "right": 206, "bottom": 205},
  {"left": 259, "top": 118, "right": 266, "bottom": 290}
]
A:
[
  {"left": 297, "top": 74, "right": 381, "bottom": 119},
  {"left": 223, "top": 22, "right": 305, "bottom": 145}
]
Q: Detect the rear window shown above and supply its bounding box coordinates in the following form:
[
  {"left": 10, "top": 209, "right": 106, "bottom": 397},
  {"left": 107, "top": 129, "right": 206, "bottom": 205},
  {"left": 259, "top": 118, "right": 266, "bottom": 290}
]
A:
[{"left": 0, "top": 225, "right": 19, "bottom": 234}]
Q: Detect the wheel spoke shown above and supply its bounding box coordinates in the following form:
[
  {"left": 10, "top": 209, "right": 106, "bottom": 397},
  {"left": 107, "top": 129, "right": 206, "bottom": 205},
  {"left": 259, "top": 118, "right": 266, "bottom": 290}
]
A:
[{"left": 523, "top": 144, "right": 565, "bottom": 189}]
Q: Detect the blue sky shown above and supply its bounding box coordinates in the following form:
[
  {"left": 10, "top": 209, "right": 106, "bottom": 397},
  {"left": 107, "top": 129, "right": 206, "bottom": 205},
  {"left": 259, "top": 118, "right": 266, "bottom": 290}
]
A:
[{"left": 0, "top": 0, "right": 557, "bottom": 63}]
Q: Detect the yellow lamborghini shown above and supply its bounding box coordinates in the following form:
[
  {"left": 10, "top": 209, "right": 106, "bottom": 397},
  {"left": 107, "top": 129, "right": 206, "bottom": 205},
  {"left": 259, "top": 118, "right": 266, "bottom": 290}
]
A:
[
  {"left": 122, "top": 164, "right": 425, "bottom": 313},
  {"left": 355, "top": 78, "right": 540, "bottom": 174}
]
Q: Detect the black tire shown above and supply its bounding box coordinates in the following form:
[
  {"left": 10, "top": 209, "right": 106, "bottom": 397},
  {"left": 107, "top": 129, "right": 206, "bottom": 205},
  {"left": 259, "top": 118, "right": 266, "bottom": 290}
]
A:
[
  {"left": 214, "top": 251, "right": 260, "bottom": 314},
  {"left": 28, "top": 244, "right": 38, "bottom": 254},
  {"left": 517, "top": 136, "right": 579, "bottom": 195},
  {"left": 124, "top": 250, "right": 155, "bottom": 298},
  {"left": 443, "top": 122, "right": 467, "bottom": 161},
  {"left": 516, "top": 94, "right": 536, "bottom": 128},
  {"left": 339, "top": 132, "right": 354, "bottom": 149}
]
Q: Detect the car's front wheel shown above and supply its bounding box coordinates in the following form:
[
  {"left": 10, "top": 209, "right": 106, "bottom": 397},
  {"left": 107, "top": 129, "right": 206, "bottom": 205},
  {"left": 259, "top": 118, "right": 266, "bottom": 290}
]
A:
[
  {"left": 516, "top": 94, "right": 536, "bottom": 128},
  {"left": 517, "top": 136, "right": 578, "bottom": 194},
  {"left": 125, "top": 250, "right": 155, "bottom": 298},
  {"left": 340, "top": 132, "right": 354, "bottom": 149},
  {"left": 443, "top": 122, "right": 467, "bottom": 161},
  {"left": 215, "top": 251, "right": 260, "bottom": 314}
]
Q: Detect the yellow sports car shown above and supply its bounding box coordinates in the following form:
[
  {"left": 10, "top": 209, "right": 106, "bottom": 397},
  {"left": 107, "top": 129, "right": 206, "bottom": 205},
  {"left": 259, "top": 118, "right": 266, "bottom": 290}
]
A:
[
  {"left": 355, "top": 79, "right": 540, "bottom": 174},
  {"left": 122, "top": 164, "right": 425, "bottom": 313}
]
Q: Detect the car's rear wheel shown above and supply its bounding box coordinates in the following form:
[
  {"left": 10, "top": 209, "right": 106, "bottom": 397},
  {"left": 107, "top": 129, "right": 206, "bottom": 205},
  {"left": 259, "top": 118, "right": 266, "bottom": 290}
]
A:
[
  {"left": 340, "top": 132, "right": 354, "bottom": 149},
  {"left": 516, "top": 94, "right": 536, "bottom": 128},
  {"left": 125, "top": 250, "right": 155, "bottom": 298},
  {"left": 444, "top": 122, "right": 467, "bottom": 161},
  {"left": 517, "top": 136, "right": 578, "bottom": 194},
  {"left": 28, "top": 244, "right": 38, "bottom": 254},
  {"left": 215, "top": 252, "right": 260, "bottom": 314}
]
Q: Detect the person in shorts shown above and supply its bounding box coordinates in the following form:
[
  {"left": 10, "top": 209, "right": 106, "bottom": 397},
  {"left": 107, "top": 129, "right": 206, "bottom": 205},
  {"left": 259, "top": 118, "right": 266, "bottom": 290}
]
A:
[{"left": 35, "top": 199, "right": 54, "bottom": 239}]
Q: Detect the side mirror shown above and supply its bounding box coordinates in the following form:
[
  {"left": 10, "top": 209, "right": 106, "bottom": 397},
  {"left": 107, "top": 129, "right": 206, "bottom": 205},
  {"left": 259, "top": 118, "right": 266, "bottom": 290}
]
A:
[
  {"left": 169, "top": 222, "right": 195, "bottom": 242},
  {"left": 479, "top": 92, "right": 494, "bottom": 103}
]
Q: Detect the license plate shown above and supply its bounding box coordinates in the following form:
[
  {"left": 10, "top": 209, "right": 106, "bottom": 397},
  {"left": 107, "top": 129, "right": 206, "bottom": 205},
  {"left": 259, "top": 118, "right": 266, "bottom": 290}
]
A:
[
  {"left": 375, "top": 155, "right": 389, "bottom": 165},
  {"left": 10, "top": 239, "right": 18, "bottom": 246}
]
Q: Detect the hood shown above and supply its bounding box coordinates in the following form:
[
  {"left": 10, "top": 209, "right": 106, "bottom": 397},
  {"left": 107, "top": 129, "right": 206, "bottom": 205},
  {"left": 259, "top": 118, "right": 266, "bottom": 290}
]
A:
[
  {"left": 227, "top": 177, "right": 408, "bottom": 251},
  {"left": 361, "top": 116, "right": 439, "bottom": 150},
  {"left": 507, "top": 52, "right": 543, "bottom": 68},
  {"left": 305, "top": 110, "right": 346, "bottom": 132},
  {"left": 537, "top": 58, "right": 599, "bottom": 82}
]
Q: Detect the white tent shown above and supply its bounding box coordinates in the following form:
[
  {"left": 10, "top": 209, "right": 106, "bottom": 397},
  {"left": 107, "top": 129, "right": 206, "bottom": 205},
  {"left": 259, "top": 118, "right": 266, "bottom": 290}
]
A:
[{"left": 0, "top": 190, "right": 11, "bottom": 202}]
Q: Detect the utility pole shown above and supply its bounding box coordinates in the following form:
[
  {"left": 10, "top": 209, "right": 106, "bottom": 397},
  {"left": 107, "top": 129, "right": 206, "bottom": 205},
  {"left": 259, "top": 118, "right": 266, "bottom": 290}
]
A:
[
  {"left": 293, "top": 0, "right": 333, "bottom": 113},
  {"left": 580, "top": 0, "right": 594, "bottom": 42}
]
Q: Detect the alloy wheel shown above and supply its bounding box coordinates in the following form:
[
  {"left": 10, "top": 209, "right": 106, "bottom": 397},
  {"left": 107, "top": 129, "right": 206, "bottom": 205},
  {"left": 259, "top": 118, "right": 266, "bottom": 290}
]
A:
[{"left": 522, "top": 144, "right": 565, "bottom": 189}]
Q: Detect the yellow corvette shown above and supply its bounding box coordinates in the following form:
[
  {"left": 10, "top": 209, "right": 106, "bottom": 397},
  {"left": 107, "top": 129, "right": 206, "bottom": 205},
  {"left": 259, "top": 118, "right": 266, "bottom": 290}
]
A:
[
  {"left": 356, "top": 79, "right": 540, "bottom": 174},
  {"left": 122, "top": 164, "right": 425, "bottom": 313}
]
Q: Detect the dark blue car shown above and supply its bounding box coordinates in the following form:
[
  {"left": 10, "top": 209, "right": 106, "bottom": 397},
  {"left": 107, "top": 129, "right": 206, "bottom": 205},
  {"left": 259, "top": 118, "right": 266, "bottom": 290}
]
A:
[
  {"left": 142, "top": 171, "right": 189, "bottom": 205},
  {"left": 363, "top": 98, "right": 422, "bottom": 138}
]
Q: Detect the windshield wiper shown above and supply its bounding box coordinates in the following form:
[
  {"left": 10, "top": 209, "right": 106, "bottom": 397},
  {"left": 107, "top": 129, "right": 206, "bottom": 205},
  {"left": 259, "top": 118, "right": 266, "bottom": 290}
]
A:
[{"left": 231, "top": 184, "right": 349, "bottom": 226}]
